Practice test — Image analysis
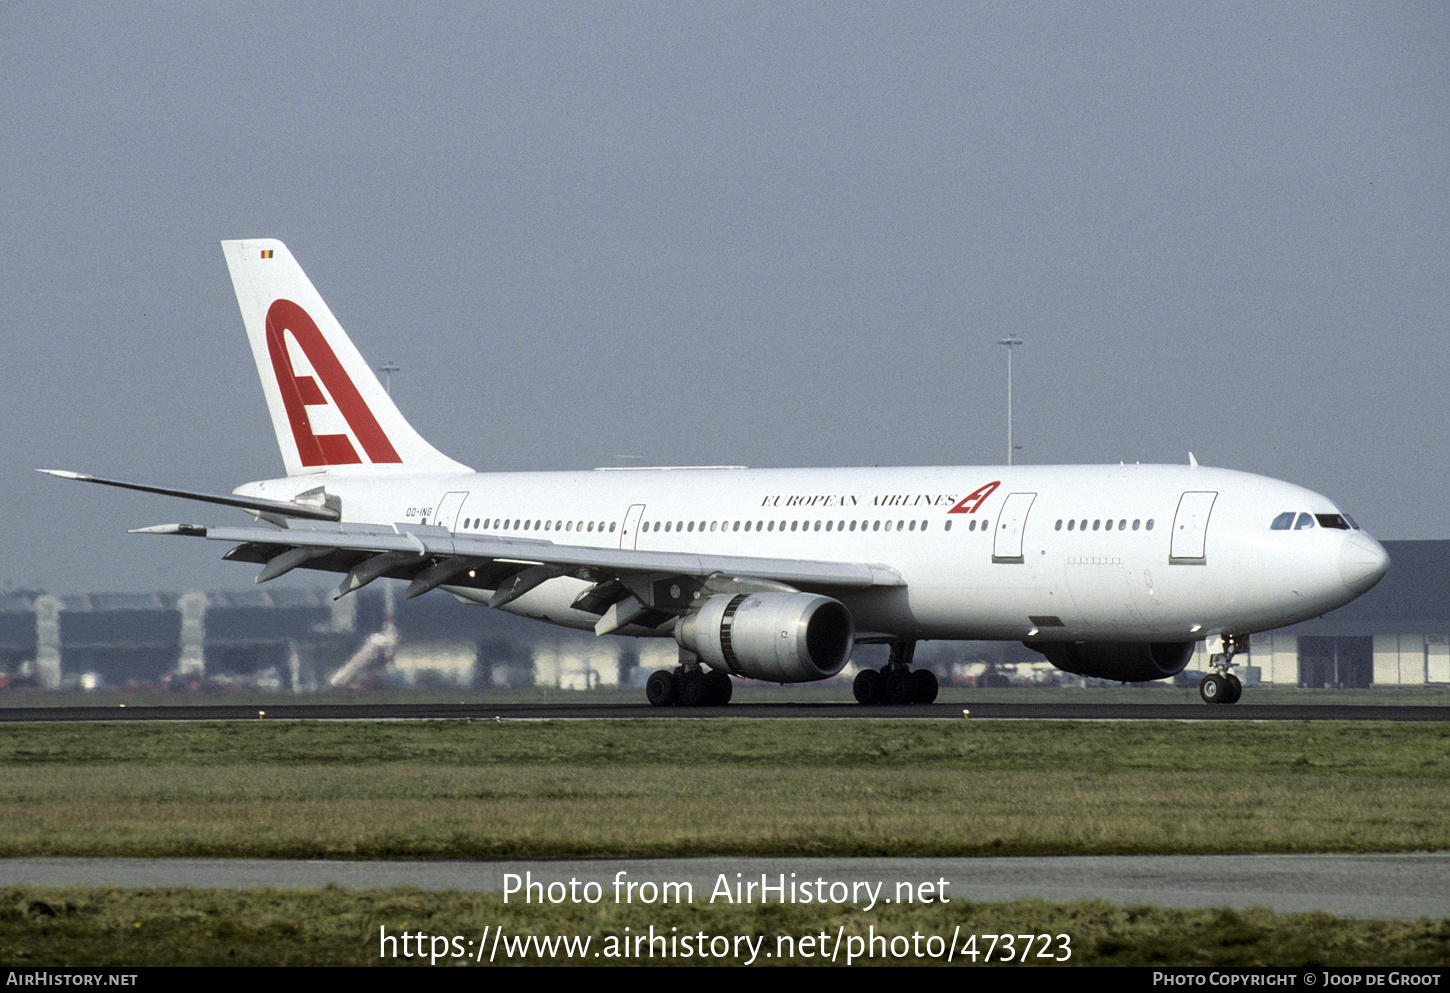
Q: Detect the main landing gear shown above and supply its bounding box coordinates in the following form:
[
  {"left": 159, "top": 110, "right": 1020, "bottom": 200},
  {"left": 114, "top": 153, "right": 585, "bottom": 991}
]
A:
[
  {"left": 646, "top": 650, "right": 733, "bottom": 707},
  {"left": 1199, "top": 633, "right": 1245, "bottom": 705},
  {"left": 852, "top": 641, "right": 938, "bottom": 705}
]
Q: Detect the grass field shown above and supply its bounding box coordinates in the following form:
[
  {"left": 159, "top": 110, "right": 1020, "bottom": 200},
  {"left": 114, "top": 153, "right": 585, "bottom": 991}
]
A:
[
  {"left": 0, "top": 718, "right": 1446, "bottom": 858},
  {"left": 1, "top": 716, "right": 1446, "bottom": 966}
]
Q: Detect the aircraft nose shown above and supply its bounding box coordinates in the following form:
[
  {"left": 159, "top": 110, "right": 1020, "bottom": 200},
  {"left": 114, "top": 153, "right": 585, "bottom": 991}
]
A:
[{"left": 1339, "top": 531, "right": 1389, "bottom": 596}]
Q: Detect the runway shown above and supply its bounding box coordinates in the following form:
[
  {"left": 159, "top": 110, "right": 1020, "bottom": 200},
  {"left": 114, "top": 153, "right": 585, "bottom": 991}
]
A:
[
  {"left": 1, "top": 701, "right": 1447, "bottom": 722},
  {"left": 3, "top": 854, "right": 1447, "bottom": 920}
]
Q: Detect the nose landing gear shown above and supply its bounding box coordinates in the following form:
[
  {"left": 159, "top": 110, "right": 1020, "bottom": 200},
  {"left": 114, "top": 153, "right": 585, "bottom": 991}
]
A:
[{"left": 1199, "top": 633, "right": 1245, "bottom": 705}]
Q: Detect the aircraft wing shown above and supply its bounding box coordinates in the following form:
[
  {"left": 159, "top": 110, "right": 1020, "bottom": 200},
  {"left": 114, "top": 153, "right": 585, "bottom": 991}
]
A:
[{"left": 132, "top": 519, "right": 905, "bottom": 635}]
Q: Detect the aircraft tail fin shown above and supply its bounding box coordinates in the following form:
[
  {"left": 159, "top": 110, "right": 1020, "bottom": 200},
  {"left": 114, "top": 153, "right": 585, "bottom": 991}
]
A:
[{"left": 222, "top": 239, "right": 470, "bottom": 477}]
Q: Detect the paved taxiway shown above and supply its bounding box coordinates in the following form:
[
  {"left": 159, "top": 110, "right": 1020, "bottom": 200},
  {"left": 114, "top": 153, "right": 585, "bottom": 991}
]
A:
[
  {"left": 3, "top": 855, "right": 1447, "bottom": 920},
  {"left": 2, "top": 702, "right": 1448, "bottom": 721}
]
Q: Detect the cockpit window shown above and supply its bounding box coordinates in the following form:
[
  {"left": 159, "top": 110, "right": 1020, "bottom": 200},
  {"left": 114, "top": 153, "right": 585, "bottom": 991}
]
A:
[
  {"left": 1315, "top": 514, "right": 1351, "bottom": 530},
  {"left": 1294, "top": 513, "right": 1316, "bottom": 530},
  {"left": 1270, "top": 512, "right": 1294, "bottom": 530}
]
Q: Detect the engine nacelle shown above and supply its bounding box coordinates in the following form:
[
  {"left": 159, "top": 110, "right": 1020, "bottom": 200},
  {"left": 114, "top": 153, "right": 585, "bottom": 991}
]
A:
[
  {"left": 674, "top": 592, "right": 855, "bottom": 683},
  {"left": 1031, "top": 640, "right": 1195, "bottom": 683}
]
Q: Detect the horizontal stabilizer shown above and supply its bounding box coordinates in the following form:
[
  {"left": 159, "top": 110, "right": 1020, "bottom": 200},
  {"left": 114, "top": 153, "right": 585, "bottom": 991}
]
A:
[{"left": 40, "top": 470, "right": 340, "bottom": 522}]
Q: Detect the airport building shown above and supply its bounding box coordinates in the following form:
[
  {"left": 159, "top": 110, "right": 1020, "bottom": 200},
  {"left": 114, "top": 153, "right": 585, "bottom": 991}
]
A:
[{"left": 1, "top": 540, "right": 1444, "bottom": 692}]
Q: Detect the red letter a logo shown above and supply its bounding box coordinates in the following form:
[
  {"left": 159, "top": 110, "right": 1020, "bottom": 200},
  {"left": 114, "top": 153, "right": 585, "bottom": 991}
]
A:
[{"left": 265, "top": 299, "right": 401, "bottom": 467}]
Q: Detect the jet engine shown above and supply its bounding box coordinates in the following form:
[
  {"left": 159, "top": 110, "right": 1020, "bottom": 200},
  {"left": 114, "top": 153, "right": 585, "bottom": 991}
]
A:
[
  {"left": 1031, "top": 640, "right": 1195, "bottom": 683},
  {"left": 674, "top": 592, "right": 854, "bottom": 683}
]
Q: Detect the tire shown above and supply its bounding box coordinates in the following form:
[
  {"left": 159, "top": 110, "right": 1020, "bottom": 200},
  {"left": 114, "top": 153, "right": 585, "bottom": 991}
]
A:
[
  {"left": 885, "top": 670, "right": 914, "bottom": 705},
  {"left": 1223, "top": 673, "right": 1242, "bottom": 705},
  {"left": 911, "top": 668, "right": 939, "bottom": 704},
  {"left": 853, "top": 669, "right": 883, "bottom": 704},
  {"left": 1199, "top": 673, "right": 1225, "bottom": 705},
  {"left": 645, "top": 669, "right": 677, "bottom": 707},
  {"left": 678, "top": 670, "right": 708, "bottom": 707},
  {"left": 705, "top": 669, "right": 733, "bottom": 706}
]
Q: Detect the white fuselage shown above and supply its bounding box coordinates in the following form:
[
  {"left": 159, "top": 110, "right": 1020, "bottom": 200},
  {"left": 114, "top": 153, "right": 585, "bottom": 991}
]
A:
[{"left": 237, "top": 462, "right": 1388, "bottom": 648}]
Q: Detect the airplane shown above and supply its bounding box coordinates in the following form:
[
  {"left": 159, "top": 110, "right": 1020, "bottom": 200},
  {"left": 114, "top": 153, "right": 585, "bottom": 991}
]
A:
[{"left": 42, "top": 239, "right": 1390, "bottom": 706}]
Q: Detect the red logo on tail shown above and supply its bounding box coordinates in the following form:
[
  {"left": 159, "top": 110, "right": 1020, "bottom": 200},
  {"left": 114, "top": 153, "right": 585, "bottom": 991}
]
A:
[{"left": 265, "top": 299, "right": 401, "bottom": 467}]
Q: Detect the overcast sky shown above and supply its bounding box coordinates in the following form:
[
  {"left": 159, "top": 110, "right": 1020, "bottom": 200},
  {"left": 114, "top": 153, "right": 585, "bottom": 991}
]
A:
[{"left": 4, "top": 2, "right": 1447, "bottom": 594}]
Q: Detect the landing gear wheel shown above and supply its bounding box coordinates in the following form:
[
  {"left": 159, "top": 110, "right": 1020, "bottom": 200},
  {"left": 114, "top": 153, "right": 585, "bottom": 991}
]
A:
[
  {"left": 885, "top": 670, "right": 915, "bottom": 705},
  {"left": 705, "top": 669, "right": 733, "bottom": 706},
  {"left": 1199, "top": 673, "right": 1225, "bottom": 705},
  {"left": 911, "top": 668, "right": 939, "bottom": 704},
  {"left": 678, "top": 670, "right": 709, "bottom": 707},
  {"left": 646, "top": 669, "right": 677, "bottom": 707},
  {"left": 853, "top": 668, "right": 884, "bottom": 704},
  {"left": 1222, "top": 673, "right": 1242, "bottom": 705}
]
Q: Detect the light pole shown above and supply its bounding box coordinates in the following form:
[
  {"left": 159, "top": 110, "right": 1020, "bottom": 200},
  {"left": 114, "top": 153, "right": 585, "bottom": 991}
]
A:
[
  {"left": 376, "top": 361, "right": 400, "bottom": 396},
  {"left": 997, "top": 335, "right": 1022, "bottom": 465},
  {"left": 373, "top": 362, "right": 401, "bottom": 677}
]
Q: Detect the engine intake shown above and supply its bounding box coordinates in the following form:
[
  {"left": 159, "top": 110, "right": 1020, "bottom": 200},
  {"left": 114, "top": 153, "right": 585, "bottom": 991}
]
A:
[
  {"left": 1031, "top": 640, "right": 1195, "bottom": 683},
  {"left": 675, "top": 592, "right": 854, "bottom": 683}
]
